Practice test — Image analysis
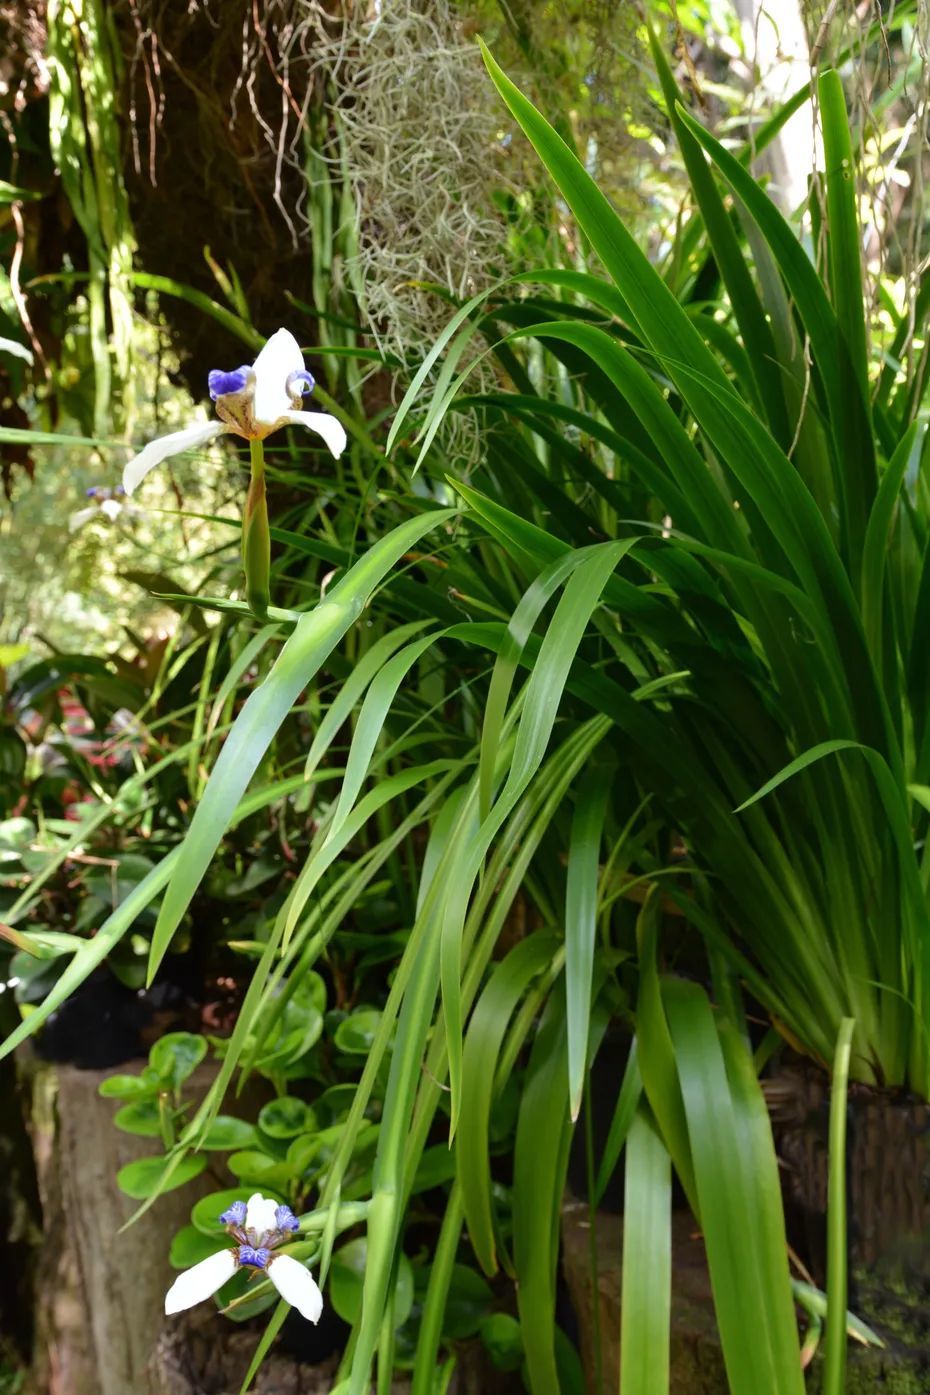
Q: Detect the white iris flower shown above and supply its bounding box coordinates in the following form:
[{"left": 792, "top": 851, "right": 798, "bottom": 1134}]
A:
[
  {"left": 164, "top": 1192, "right": 323, "bottom": 1323},
  {"left": 69, "top": 485, "right": 140, "bottom": 532},
  {"left": 122, "top": 328, "right": 347, "bottom": 496}
]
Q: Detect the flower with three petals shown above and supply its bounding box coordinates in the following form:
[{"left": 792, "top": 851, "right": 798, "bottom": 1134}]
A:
[
  {"left": 164, "top": 1191, "right": 323, "bottom": 1323},
  {"left": 122, "top": 328, "right": 347, "bottom": 496},
  {"left": 69, "top": 485, "right": 139, "bottom": 532}
]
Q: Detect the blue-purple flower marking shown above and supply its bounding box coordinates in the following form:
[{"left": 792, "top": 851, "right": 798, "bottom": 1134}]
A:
[
  {"left": 238, "top": 1245, "right": 271, "bottom": 1269},
  {"left": 275, "top": 1205, "right": 300, "bottom": 1233},
  {"left": 85, "top": 485, "right": 126, "bottom": 499},
  {"left": 207, "top": 365, "right": 315, "bottom": 403},
  {"left": 208, "top": 366, "right": 252, "bottom": 400},
  {"left": 286, "top": 369, "right": 315, "bottom": 396},
  {"left": 219, "top": 1198, "right": 301, "bottom": 1273}
]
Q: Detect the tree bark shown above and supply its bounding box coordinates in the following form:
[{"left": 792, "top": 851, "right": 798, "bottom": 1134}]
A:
[
  {"left": 732, "top": 0, "right": 816, "bottom": 215},
  {"left": 561, "top": 1176, "right": 930, "bottom": 1394},
  {"left": 24, "top": 1051, "right": 217, "bottom": 1395}
]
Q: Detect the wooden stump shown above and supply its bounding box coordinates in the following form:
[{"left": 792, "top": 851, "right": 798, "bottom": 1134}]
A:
[
  {"left": 21, "top": 1051, "right": 498, "bottom": 1395},
  {"left": 24, "top": 1052, "right": 218, "bottom": 1395},
  {"left": 147, "top": 1316, "right": 415, "bottom": 1395},
  {"left": 560, "top": 1197, "right": 727, "bottom": 1394},
  {"left": 562, "top": 1181, "right": 930, "bottom": 1393},
  {"left": 767, "top": 1059, "right": 930, "bottom": 1273}
]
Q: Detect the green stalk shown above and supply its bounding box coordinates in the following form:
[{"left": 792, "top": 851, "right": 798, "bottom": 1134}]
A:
[
  {"left": 376, "top": 1286, "right": 396, "bottom": 1395},
  {"left": 823, "top": 1016, "right": 856, "bottom": 1395},
  {"left": 410, "top": 1182, "right": 464, "bottom": 1395},
  {"left": 243, "top": 438, "right": 271, "bottom": 617}
]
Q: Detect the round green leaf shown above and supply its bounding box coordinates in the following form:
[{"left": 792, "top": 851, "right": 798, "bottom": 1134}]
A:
[
  {"left": 285, "top": 1132, "right": 321, "bottom": 1177},
  {"left": 480, "top": 1312, "right": 524, "bottom": 1370},
  {"left": 257, "top": 1009, "right": 323, "bottom": 1071},
  {"left": 333, "top": 1008, "right": 382, "bottom": 1054},
  {"left": 226, "top": 1150, "right": 296, "bottom": 1190},
  {"left": 259, "top": 1096, "right": 316, "bottom": 1139},
  {"left": 169, "top": 1224, "right": 226, "bottom": 1270},
  {"left": 116, "top": 1152, "right": 207, "bottom": 1200},
  {"left": 149, "top": 1032, "right": 207, "bottom": 1088},
  {"left": 330, "top": 1239, "right": 413, "bottom": 1328},
  {"left": 297, "top": 969, "right": 327, "bottom": 1016},
  {"left": 98, "top": 1071, "right": 159, "bottom": 1100},
  {"left": 199, "top": 1115, "right": 256, "bottom": 1151},
  {"left": 443, "top": 1264, "right": 495, "bottom": 1339},
  {"left": 113, "top": 1100, "right": 163, "bottom": 1138},
  {"left": 315, "top": 1084, "right": 357, "bottom": 1125}
]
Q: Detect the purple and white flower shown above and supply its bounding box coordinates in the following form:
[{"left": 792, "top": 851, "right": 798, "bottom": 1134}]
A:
[
  {"left": 122, "top": 328, "right": 347, "bottom": 496},
  {"left": 69, "top": 484, "right": 139, "bottom": 531},
  {"left": 164, "top": 1191, "right": 322, "bottom": 1323}
]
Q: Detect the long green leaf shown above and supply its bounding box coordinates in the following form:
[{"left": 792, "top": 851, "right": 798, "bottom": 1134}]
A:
[
  {"left": 620, "top": 1104, "right": 671, "bottom": 1395},
  {"left": 565, "top": 763, "right": 611, "bottom": 1119},
  {"left": 458, "top": 931, "right": 560, "bottom": 1274},
  {"left": 512, "top": 991, "right": 574, "bottom": 1395},
  {"left": 147, "top": 508, "right": 456, "bottom": 979},
  {"left": 676, "top": 102, "right": 877, "bottom": 575},
  {"left": 664, "top": 980, "right": 803, "bottom": 1395}
]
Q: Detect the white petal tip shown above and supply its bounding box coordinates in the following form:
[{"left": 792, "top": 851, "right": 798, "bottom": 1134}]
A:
[
  {"left": 68, "top": 507, "right": 96, "bottom": 532},
  {"left": 268, "top": 1253, "right": 324, "bottom": 1323},
  {"left": 285, "top": 410, "right": 348, "bottom": 459},
  {"left": 245, "top": 1192, "right": 279, "bottom": 1237}
]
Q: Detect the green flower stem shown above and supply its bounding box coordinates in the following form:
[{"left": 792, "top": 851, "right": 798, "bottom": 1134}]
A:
[
  {"left": 823, "top": 1016, "right": 856, "bottom": 1395},
  {"left": 243, "top": 437, "right": 271, "bottom": 617}
]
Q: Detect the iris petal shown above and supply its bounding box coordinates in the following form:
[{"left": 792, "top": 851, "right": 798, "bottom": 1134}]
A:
[
  {"left": 267, "top": 1254, "right": 324, "bottom": 1323},
  {"left": 286, "top": 369, "right": 315, "bottom": 396},
  {"left": 164, "top": 1248, "right": 237, "bottom": 1315},
  {"left": 69, "top": 506, "right": 99, "bottom": 532},
  {"left": 282, "top": 409, "right": 347, "bottom": 459},
  {"left": 122, "top": 420, "right": 226, "bottom": 495},
  {"left": 244, "top": 1192, "right": 279, "bottom": 1239},
  {"left": 274, "top": 1204, "right": 300, "bottom": 1232},
  {"left": 251, "top": 328, "right": 306, "bottom": 427},
  {"left": 238, "top": 1245, "right": 271, "bottom": 1269}
]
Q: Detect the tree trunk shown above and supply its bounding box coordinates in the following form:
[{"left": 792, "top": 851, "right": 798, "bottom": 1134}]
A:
[
  {"left": 562, "top": 1169, "right": 930, "bottom": 1394},
  {"left": 732, "top": 0, "right": 816, "bottom": 215},
  {"left": 561, "top": 1196, "right": 728, "bottom": 1395},
  {"left": 24, "top": 1051, "right": 218, "bottom": 1395}
]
